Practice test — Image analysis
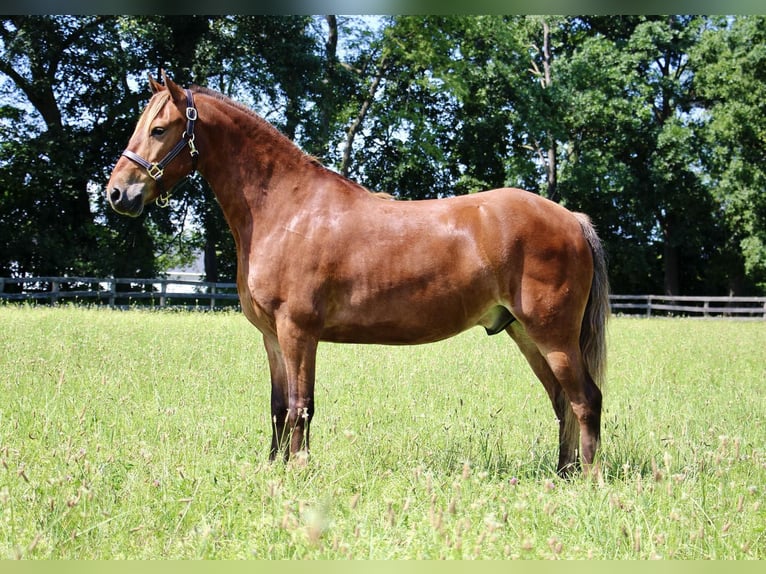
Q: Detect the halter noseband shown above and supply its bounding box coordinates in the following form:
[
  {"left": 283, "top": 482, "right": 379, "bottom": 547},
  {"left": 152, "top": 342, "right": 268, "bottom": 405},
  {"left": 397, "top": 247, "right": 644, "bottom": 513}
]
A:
[{"left": 121, "top": 88, "right": 199, "bottom": 207}]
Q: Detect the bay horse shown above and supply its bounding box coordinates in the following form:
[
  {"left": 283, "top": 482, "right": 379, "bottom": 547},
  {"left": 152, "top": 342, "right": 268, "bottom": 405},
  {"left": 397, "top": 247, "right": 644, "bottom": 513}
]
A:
[{"left": 107, "top": 72, "right": 609, "bottom": 476}]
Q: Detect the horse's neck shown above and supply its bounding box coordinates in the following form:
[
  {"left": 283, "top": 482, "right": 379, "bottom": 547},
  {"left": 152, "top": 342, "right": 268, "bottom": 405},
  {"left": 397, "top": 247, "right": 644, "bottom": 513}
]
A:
[{"left": 196, "top": 96, "right": 315, "bottom": 226}]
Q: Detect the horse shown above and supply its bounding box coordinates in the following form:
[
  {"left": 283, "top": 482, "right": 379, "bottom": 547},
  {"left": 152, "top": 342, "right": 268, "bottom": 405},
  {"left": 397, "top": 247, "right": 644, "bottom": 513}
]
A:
[{"left": 107, "top": 72, "right": 609, "bottom": 476}]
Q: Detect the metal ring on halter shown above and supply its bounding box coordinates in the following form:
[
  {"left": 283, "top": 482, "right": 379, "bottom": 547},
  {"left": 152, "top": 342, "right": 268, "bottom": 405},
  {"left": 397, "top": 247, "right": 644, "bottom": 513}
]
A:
[{"left": 156, "top": 191, "right": 172, "bottom": 208}]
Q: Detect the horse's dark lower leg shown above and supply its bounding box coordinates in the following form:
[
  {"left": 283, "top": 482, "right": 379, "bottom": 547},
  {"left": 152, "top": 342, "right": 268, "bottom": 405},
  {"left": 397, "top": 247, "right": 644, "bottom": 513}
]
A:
[
  {"left": 269, "top": 394, "right": 316, "bottom": 462},
  {"left": 270, "top": 396, "right": 314, "bottom": 463},
  {"left": 269, "top": 380, "right": 291, "bottom": 461},
  {"left": 555, "top": 392, "right": 581, "bottom": 477},
  {"left": 545, "top": 349, "right": 602, "bottom": 475},
  {"left": 571, "top": 375, "right": 602, "bottom": 469},
  {"left": 270, "top": 405, "right": 312, "bottom": 463},
  {"left": 285, "top": 401, "right": 314, "bottom": 460},
  {"left": 277, "top": 323, "right": 318, "bottom": 464},
  {"left": 265, "top": 336, "right": 290, "bottom": 461}
]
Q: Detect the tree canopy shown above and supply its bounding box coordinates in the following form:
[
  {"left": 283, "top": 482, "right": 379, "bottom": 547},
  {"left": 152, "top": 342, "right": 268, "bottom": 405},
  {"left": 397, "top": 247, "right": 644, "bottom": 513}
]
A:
[{"left": 1, "top": 15, "right": 764, "bottom": 295}]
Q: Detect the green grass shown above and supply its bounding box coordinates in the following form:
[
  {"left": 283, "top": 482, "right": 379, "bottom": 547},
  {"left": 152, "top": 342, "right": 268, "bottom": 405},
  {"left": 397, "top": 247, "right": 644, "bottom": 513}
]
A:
[{"left": 0, "top": 305, "right": 764, "bottom": 559}]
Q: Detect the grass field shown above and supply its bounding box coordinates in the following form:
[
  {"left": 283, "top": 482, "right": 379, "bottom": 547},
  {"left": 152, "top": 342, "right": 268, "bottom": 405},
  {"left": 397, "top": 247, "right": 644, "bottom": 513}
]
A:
[{"left": 0, "top": 305, "right": 764, "bottom": 559}]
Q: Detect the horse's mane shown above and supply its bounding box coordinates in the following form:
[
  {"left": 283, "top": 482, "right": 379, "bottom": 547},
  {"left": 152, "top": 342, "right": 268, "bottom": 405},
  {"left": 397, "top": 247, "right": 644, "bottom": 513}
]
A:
[
  {"left": 191, "top": 85, "right": 305, "bottom": 156},
  {"left": 190, "top": 85, "right": 393, "bottom": 199}
]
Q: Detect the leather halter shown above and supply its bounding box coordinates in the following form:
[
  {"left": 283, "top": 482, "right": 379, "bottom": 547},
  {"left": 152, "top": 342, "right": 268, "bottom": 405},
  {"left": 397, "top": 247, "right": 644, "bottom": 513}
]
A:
[{"left": 121, "top": 88, "right": 199, "bottom": 207}]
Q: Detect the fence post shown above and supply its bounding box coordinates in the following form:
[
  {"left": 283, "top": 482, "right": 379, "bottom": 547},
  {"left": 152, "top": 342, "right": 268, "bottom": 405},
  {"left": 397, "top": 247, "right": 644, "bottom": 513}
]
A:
[
  {"left": 109, "top": 278, "right": 117, "bottom": 307},
  {"left": 646, "top": 295, "right": 652, "bottom": 318},
  {"left": 209, "top": 283, "right": 216, "bottom": 310},
  {"left": 160, "top": 279, "right": 167, "bottom": 308},
  {"left": 51, "top": 279, "right": 60, "bottom": 305}
]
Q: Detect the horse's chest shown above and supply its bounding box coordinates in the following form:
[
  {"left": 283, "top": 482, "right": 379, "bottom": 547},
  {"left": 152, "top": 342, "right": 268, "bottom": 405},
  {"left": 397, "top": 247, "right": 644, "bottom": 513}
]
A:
[{"left": 237, "top": 278, "right": 279, "bottom": 335}]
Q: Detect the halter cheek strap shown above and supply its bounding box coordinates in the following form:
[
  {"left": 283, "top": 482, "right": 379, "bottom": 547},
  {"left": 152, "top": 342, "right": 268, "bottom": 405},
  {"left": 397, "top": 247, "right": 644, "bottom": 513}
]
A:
[{"left": 121, "top": 89, "right": 199, "bottom": 206}]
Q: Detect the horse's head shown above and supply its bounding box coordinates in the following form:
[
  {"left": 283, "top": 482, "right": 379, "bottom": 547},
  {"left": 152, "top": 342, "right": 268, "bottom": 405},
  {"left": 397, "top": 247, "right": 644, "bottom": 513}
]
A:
[{"left": 107, "top": 71, "right": 198, "bottom": 217}]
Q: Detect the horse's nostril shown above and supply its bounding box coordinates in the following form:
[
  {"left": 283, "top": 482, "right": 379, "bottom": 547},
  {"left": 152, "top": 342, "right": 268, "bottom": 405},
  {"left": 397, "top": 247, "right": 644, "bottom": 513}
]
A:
[{"left": 110, "top": 187, "right": 122, "bottom": 203}]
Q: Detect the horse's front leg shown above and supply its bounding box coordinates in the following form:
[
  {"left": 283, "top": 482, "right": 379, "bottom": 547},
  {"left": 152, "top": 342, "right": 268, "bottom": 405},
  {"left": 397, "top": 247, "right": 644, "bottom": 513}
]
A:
[
  {"left": 276, "top": 320, "right": 319, "bottom": 463},
  {"left": 264, "top": 335, "right": 289, "bottom": 461}
]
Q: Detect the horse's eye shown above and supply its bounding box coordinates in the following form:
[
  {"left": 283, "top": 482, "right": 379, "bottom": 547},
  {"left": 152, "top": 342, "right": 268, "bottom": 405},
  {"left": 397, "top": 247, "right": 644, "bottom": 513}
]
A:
[{"left": 151, "top": 126, "right": 166, "bottom": 137}]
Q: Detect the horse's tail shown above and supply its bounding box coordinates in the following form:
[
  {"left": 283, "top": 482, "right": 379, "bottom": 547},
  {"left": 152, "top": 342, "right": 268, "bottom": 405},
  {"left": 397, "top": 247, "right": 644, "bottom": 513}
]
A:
[{"left": 574, "top": 213, "right": 610, "bottom": 391}]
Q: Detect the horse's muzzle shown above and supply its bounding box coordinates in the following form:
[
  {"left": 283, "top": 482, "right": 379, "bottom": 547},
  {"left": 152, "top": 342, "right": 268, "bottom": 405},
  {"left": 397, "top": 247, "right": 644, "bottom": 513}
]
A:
[{"left": 108, "top": 184, "right": 144, "bottom": 217}]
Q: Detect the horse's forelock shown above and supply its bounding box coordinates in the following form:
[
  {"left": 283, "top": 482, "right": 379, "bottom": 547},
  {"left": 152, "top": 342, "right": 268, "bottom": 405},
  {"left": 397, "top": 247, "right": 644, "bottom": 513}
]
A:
[{"left": 136, "top": 92, "right": 171, "bottom": 134}]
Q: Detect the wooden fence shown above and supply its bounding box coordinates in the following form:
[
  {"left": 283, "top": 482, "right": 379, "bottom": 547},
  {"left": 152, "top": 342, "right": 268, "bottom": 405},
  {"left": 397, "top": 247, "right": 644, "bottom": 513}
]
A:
[
  {"left": 609, "top": 294, "right": 766, "bottom": 319},
  {"left": 1, "top": 277, "right": 765, "bottom": 318},
  {"left": 0, "top": 276, "right": 239, "bottom": 310}
]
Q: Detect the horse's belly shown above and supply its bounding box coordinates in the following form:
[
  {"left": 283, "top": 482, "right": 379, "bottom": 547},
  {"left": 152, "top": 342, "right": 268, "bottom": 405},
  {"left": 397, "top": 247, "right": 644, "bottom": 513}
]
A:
[
  {"left": 320, "top": 321, "right": 465, "bottom": 345},
  {"left": 320, "top": 293, "right": 509, "bottom": 345}
]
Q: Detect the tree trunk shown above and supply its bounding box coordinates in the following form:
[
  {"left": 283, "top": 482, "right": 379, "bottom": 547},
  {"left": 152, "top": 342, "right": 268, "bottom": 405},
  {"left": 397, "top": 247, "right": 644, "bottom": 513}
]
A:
[
  {"left": 202, "top": 184, "right": 220, "bottom": 284},
  {"left": 541, "top": 20, "right": 558, "bottom": 201},
  {"left": 204, "top": 233, "right": 219, "bottom": 284},
  {"left": 662, "top": 216, "right": 680, "bottom": 295},
  {"left": 340, "top": 55, "right": 387, "bottom": 177},
  {"left": 318, "top": 15, "right": 339, "bottom": 148}
]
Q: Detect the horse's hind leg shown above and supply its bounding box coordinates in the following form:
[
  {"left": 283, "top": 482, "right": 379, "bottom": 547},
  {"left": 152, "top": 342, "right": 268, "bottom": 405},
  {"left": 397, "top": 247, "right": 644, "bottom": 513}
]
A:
[
  {"left": 541, "top": 345, "right": 602, "bottom": 473},
  {"left": 507, "top": 323, "right": 580, "bottom": 475}
]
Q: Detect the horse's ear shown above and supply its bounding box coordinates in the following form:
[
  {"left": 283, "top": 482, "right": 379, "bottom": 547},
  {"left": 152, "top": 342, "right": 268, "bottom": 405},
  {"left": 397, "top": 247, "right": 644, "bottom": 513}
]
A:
[
  {"left": 148, "top": 73, "right": 164, "bottom": 94},
  {"left": 161, "top": 69, "right": 186, "bottom": 104}
]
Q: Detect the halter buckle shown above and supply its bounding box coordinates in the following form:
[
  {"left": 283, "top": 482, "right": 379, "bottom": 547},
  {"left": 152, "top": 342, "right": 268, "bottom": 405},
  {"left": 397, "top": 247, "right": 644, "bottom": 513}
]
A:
[
  {"left": 147, "top": 164, "right": 164, "bottom": 180},
  {"left": 186, "top": 107, "right": 198, "bottom": 121}
]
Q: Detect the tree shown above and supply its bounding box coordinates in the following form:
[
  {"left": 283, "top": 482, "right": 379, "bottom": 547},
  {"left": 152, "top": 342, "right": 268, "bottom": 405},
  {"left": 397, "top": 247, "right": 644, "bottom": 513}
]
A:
[
  {"left": 692, "top": 15, "right": 766, "bottom": 293},
  {"left": 0, "top": 16, "right": 158, "bottom": 279},
  {"left": 557, "top": 16, "right": 718, "bottom": 295},
  {"left": 2, "top": 15, "right": 764, "bottom": 297},
  {"left": 339, "top": 15, "right": 525, "bottom": 199},
  {"left": 362, "top": 15, "right": 752, "bottom": 295},
  {"left": 0, "top": 15, "right": 369, "bottom": 282}
]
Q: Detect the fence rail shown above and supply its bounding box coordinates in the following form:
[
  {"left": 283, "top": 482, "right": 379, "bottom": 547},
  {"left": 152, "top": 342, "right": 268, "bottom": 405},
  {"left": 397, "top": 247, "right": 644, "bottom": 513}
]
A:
[
  {"left": 1, "top": 277, "right": 765, "bottom": 318},
  {"left": 610, "top": 294, "right": 766, "bottom": 319},
  {"left": 0, "top": 276, "right": 239, "bottom": 310}
]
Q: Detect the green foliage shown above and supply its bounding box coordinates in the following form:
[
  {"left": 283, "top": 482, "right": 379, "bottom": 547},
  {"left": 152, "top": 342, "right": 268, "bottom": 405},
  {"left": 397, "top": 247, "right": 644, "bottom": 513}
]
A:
[
  {"left": 1, "top": 16, "right": 765, "bottom": 294},
  {"left": 692, "top": 15, "right": 766, "bottom": 291},
  {"left": 0, "top": 307, "right": 764, "bottom": 558}
]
